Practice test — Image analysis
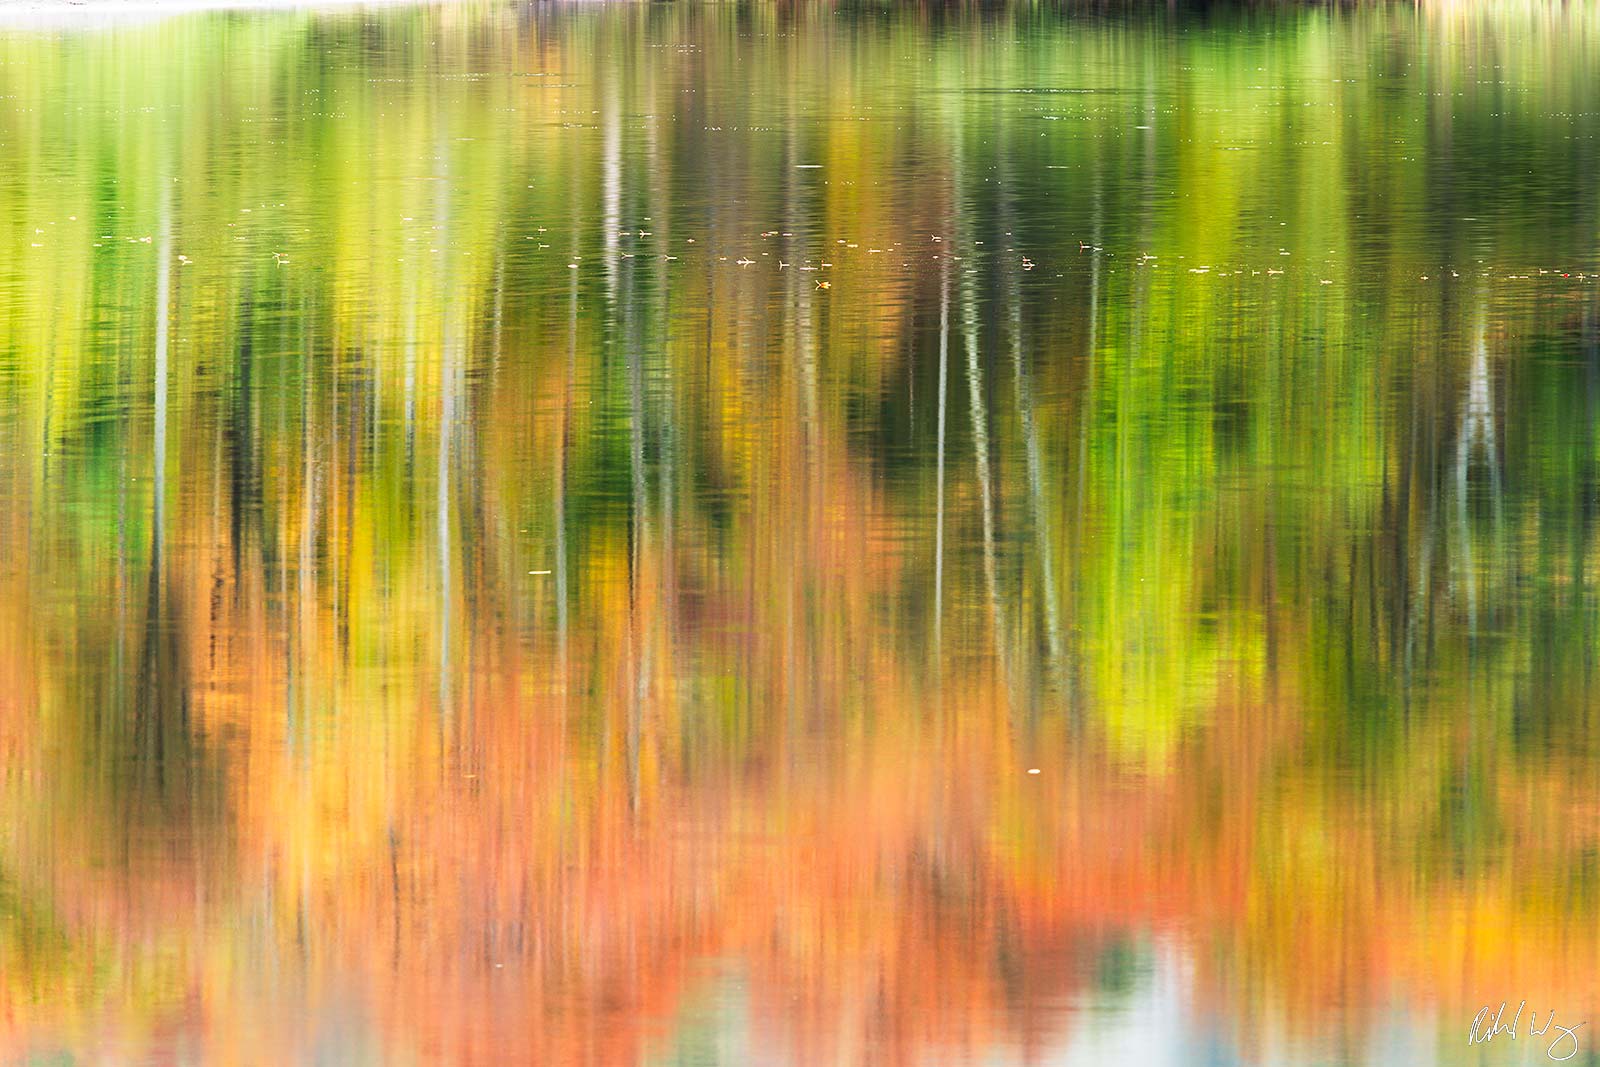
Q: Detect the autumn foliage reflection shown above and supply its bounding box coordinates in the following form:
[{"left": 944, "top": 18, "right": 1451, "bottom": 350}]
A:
[{"left": 4, "top": 2, "right": 1600, "bottom": 1065}]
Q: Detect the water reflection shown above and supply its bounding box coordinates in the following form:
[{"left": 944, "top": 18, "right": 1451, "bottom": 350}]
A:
[{"left": 2, "top": 2, "right": 1599, "bottom": 1064}]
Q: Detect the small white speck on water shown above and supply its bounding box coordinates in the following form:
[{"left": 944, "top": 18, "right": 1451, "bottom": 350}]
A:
[{"left": 1027, "top": 768, "right": 1041, "bottom": 775}]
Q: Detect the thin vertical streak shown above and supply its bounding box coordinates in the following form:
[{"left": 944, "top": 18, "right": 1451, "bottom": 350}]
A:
[
  {"left": 627, "top": 274, "right": 647, "bottom": 818},
  {"left": 439, "top": 337, "right": 454, "bottom": 721},
  {"left": 614, "top": 87, "right": 646, "bottom": 816},
  {"left": 935, "top": 254, "right": 949, "bottom": 660},
  {"left": 556, "top": 229, "right": 576, "bottom": 688},
  {"left": 436, "top": 130, "right": 454, "bottom": 728},
  {"left": 1011, "top": 280, "right": 1064, "bottom": 691},
  {"left": 964, "top": 271, "right": 1007, "bottom": 688},
  {"left": 153, "top": 193, "right": 171, "bottom": 565}
]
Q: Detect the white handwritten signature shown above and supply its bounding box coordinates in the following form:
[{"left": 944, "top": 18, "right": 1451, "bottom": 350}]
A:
[{"left": 1470, "top": 1000, "right": 1585, "bottom": 1061}]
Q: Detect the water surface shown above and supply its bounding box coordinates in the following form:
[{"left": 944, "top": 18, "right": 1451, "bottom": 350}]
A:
[{"left": 1, "top": 2, "right": 1599, "bottom": 1064}]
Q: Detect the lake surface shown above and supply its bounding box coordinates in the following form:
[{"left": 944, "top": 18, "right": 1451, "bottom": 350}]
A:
[{"left": 2, "top": 2, "right": 1599, "bottom": 1064}]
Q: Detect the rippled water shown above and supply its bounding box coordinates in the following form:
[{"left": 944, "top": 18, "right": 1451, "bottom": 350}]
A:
[{"left": 2, "top": 2, "right": 1599, "bottom": 1064}]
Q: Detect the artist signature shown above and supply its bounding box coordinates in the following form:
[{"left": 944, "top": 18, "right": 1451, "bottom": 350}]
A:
[{"left": 1470, "top": 1000, "right": 1585, "bottom": 1061}]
